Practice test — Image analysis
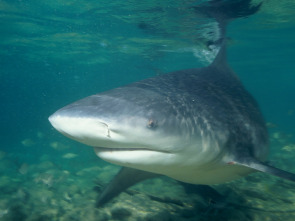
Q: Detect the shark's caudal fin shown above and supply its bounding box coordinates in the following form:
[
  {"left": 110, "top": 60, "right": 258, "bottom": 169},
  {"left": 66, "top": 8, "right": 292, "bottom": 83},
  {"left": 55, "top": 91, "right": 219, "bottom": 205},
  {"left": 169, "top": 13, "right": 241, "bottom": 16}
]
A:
[
  {"left": 233, "top": 158, "right": 295, "bottom": 182},
  {"left": 96, "top": 167, "right": 159, "bottom": 207}
]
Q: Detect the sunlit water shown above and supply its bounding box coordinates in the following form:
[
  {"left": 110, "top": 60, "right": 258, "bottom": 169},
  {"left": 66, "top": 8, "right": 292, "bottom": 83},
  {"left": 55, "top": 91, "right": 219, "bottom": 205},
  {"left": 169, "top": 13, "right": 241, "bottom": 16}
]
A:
[{"left": 0, "top": 0, "right": 295, "bottom": 220}]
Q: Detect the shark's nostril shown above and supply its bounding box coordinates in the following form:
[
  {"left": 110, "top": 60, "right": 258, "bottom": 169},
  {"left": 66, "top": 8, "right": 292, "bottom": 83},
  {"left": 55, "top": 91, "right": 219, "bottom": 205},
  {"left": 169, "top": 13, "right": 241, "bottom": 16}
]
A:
[{"left": 98, "top": 121, "right": 111, "bottom": 138}]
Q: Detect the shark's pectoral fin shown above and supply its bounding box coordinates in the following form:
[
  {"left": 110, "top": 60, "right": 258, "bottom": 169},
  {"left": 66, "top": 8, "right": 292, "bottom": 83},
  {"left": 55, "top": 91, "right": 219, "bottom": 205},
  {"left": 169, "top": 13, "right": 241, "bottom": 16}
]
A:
[
  {"left": 232, "top": 158, "right": 295, "bottom": 182},
  {"left": 96, "top": 167, "right": 160, "bottom": 207}
]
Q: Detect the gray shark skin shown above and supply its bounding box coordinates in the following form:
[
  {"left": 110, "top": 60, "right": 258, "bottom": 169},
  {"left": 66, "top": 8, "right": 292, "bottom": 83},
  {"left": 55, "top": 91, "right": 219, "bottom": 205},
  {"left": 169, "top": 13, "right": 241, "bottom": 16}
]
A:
[{"left": 49, "top": 0, "right": 295, "bottom": 206}]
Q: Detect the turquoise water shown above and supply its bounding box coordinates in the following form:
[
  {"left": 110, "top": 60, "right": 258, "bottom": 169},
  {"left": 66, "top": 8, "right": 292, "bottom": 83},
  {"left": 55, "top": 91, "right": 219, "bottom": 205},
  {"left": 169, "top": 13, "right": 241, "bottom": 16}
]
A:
[{"left": 0, "top": 0, "right": 295, "bottom": 220}]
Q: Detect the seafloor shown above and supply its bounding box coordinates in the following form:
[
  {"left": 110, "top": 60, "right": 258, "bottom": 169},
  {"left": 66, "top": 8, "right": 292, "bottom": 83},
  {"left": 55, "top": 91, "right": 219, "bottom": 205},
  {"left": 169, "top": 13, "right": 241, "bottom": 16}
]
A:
[{"left": 0, "top": 127, "right": 295, "bottom": 221}]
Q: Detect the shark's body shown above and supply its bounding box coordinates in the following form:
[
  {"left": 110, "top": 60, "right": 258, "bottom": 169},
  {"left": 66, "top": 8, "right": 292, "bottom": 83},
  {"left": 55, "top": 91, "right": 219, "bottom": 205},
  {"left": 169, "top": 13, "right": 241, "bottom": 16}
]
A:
[{"left": 49, "top": 0, "right": 295, "bottom": 206}]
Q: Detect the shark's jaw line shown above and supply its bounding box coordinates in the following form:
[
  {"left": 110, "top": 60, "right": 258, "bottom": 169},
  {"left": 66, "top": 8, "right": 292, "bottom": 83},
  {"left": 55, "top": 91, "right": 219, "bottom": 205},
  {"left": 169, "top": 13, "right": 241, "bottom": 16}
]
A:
[
  {"left": 94, "top": 146, "right": 172, "bottom": 153},
  {"left": 93, "top": 146, "right": 177, "bottom": 175}
]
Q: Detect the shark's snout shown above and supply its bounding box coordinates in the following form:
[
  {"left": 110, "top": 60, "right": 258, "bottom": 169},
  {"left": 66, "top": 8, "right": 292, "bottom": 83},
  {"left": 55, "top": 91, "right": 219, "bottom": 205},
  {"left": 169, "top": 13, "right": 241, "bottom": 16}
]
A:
[{"left": 49, "top": 111, "right": 111, "bottom": 146}]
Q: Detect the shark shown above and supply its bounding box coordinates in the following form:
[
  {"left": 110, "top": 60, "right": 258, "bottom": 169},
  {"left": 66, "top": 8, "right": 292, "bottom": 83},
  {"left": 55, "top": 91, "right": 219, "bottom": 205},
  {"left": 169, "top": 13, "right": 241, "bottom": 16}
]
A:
[{"left": 48, "top": 0, "right": 295, "bottom": 206}]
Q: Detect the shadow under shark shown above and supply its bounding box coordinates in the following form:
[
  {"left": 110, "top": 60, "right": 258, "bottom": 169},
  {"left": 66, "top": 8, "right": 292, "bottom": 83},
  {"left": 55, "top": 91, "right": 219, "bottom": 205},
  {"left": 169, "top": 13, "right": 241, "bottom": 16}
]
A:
[{"left": 49, "top": 0, "right": 295, "bottom": 207}]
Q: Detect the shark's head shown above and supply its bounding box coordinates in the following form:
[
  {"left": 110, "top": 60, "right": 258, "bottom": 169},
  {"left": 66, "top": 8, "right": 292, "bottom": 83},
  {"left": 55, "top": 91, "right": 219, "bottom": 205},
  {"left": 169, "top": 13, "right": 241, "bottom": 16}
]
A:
[{"left": 49, "top": 85, "right": 213, "bottom": 177}]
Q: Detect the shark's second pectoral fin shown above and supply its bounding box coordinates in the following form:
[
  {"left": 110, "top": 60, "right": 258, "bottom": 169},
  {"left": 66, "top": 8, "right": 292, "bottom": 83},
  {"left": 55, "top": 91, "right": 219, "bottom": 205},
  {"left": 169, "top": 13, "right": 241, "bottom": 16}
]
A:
[
  {"left": 96, "top": 167, "right": 160, "bottom": 207},
  {"left": 232, "top": 157, "right": 295, "bottom": 182}
]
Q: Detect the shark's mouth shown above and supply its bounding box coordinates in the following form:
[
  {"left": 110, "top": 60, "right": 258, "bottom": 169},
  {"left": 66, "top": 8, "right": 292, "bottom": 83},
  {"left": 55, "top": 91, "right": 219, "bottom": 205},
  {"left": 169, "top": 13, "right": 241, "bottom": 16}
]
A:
[
  {"left": 94, "top": 146, "right": 171, "bottom": 153},
  {"left": 93, "top": 146, "right": 174, "bottom": 168}
]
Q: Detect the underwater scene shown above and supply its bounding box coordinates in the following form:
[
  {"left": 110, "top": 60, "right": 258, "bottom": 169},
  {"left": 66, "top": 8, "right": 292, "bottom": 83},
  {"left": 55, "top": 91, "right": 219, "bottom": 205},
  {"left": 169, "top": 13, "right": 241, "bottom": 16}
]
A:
[{"left": 0, "top": 0, "right": 295, "bottom": 220}]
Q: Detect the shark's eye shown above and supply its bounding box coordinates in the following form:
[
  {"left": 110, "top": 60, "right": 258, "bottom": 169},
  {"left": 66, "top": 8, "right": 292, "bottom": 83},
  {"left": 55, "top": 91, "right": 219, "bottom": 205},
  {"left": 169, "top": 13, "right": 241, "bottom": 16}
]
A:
[{"left": 147, "top": 119, "right": 158, "bottom": 129}]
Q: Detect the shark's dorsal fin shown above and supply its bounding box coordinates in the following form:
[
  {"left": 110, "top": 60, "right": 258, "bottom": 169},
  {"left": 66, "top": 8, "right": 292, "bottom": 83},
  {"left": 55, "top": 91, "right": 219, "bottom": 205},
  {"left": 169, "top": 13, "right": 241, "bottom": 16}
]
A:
[
  {"left": 96, "top": 167, "right": 159, "bottom": 207},
  {"left": 211, "top": 37, "right": 227, "bottom": 69},
  {"left": 232, "top": 158, "right": 295, "bottom": 182},
  {"left": 193, "top": 0, "right": 262, "bottom": 68}
]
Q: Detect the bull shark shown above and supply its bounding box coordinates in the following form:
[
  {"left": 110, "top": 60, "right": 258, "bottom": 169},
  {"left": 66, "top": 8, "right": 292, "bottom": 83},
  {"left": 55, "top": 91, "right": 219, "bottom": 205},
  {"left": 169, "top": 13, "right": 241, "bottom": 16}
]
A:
[{"left": 49, "top": 0, "right": 295, "bottom": 206}]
